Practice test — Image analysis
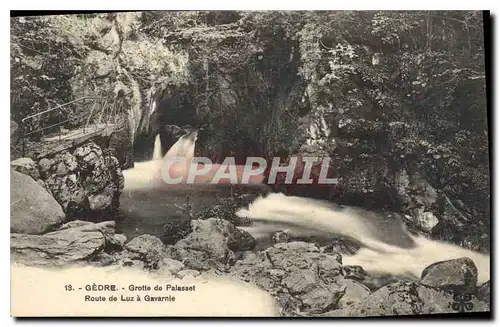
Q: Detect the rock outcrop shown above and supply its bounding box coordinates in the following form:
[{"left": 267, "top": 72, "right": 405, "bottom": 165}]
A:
[
  {"left": 10, "top": 169, "right": 66, "bottom": 234},
  {"left": 57, "top": 220, "right": 127, "bottom": 253},
  {"left": 229, "top": 240, "right": 490, "bottom": 317},
  {"left": 9, "top": 211, "right": 490, "bottom": 317},
  {"left": 420, "top": 257, "right": 478, "bottom": 293},
  {"left": 191, "top": 218, "right": 256, "bottom": 252},
  {"left": 107, "top": 120, "right": 134, "bottom": 169},
  {"left": 37, "top": 142, "right": 124, "bottom": 218},
  {"left": 230, "top": 242, "right": 347, "bottom": 315},
  {"left": 171, "top": 218, "right": 256, "bottom": 271},
  {"left": 11, "top": 228, "right": 105, "bottom": 267},
  {"left": 11, "top": 157, "right": 40, "bottom": 180},
  {"left": 124, "top": 234, "right": 164, "bottom": 254},
  {"left": 10, "top": 219, "right": 129, "bottom": 268},
  {"left": 476, "top": 280, "right": 490, "bottom": 304},
  {"left": 326, "top": 280, "right": 489, "bottom": 317}
]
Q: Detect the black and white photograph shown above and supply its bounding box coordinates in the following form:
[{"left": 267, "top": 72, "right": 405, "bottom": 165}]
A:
[{"left": 9, "top": 10, "right": 491, "bottom": 318}]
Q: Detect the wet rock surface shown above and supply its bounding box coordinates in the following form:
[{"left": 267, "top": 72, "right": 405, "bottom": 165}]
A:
[{"left": 191, "top": 218, "right": 256, "bottom": 252}]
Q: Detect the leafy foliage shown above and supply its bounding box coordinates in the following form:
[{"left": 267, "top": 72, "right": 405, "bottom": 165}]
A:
[
  {"left": 10, "top": 16, "right": 80, "bottom": 128},
  {"left": 294, "top": 11, "right": 488, "bottom": 220}
]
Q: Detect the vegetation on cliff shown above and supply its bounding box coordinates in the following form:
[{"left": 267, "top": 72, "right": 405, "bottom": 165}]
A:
[{"left": 10, "top": 11, "right": 489, "bottom": 250}]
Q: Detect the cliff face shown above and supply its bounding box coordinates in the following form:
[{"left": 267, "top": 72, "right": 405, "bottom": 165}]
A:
[{"left": 12, "top": 141, "right": 124, "bottom": 221}]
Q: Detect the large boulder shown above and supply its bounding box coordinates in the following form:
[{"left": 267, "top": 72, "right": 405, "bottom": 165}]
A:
[
  {"left": 157, "top": 257, "right": 185, "bottom": 276},
  {"left": 172, "top": 229, "right": 232, "bottom": 271},
  {"left": 171, "top": 218, "right": 256, "bottom": 271},
  {"left": 57, "top": 220, "right": 126, "bottom": 253},
  {"left": 124, "top": 234, "right": 166, "bottom": 258},
  {"left": 407, "top": 209, "right": 439, "bottom": 233},
  {"left": 11, "top": 226, "right": 105, "bottom": 267},
  {"left": 122, "top": 234, "right": 170, "bottom": 270},
  {"left": 335, "top": 278, "right": 371, "bottom": 308},
  {"left": 420, "top": 257, "right": 478, "bottom": 293},
  {"left": 10, "top": 169, "right": 66, "bottom": 234},
  {"left": 38, "top": 142, "right": 124, "bottom": 217},
  {"left": 191, "top": 218, "right": 256, "bottom": 252}
]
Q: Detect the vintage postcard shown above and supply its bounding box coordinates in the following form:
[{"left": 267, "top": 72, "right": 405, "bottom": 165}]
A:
[{"left": 10, "top": 10, "right": 491, "bottom": 317}]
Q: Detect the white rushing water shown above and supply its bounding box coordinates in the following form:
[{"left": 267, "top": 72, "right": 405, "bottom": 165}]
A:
[
  {"left": 152, "top": 134, "right": 163, "bottom": 160},
  {"left": 122, "top": 130, "right": 490, "bottom": 284},
  {"left": 235, "top": 193, "right": 490, "bottom": 283},
  {"left": 122, "top": 130, "right": 198, "bottom": 190}
]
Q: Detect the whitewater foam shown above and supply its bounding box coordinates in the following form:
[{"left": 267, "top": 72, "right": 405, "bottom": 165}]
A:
[
  {"left": 236, "top": 192, "right": 490, "bottom": 283},
  {"left": 123, "top": 129, "right": 490, "bottom": 284},
  {"left": 123, "top": 130, "right": 198, "bottom": 191},
  {"left": 152, "top": 134, "right": 163, "bottom": 160}
]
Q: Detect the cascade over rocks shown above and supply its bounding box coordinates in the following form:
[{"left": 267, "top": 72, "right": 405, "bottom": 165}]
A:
[{"left": 9, "top": 11, "right": 489, "bottom": 317}]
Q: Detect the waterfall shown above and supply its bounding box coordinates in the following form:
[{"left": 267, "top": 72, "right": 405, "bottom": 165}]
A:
[
  {"left": 152, "top": 134, "right": 163, "bottom": 160},
  {"left": 122, "top": 130, "right": 198, "bottom": 191},
  {"left": 121, "top": 130, "right": 490, "bottom": 284},
  {"left": 164, "top": 130, "right": 198, "bottom": 158}
]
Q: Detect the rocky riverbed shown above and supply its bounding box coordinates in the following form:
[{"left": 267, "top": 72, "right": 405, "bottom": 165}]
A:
[
  {"left": 9, "top": 141, "right": 491, "bottom": 317},
  {"left": 10, "top": 215, "right": 491, "bottom": 317}
]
